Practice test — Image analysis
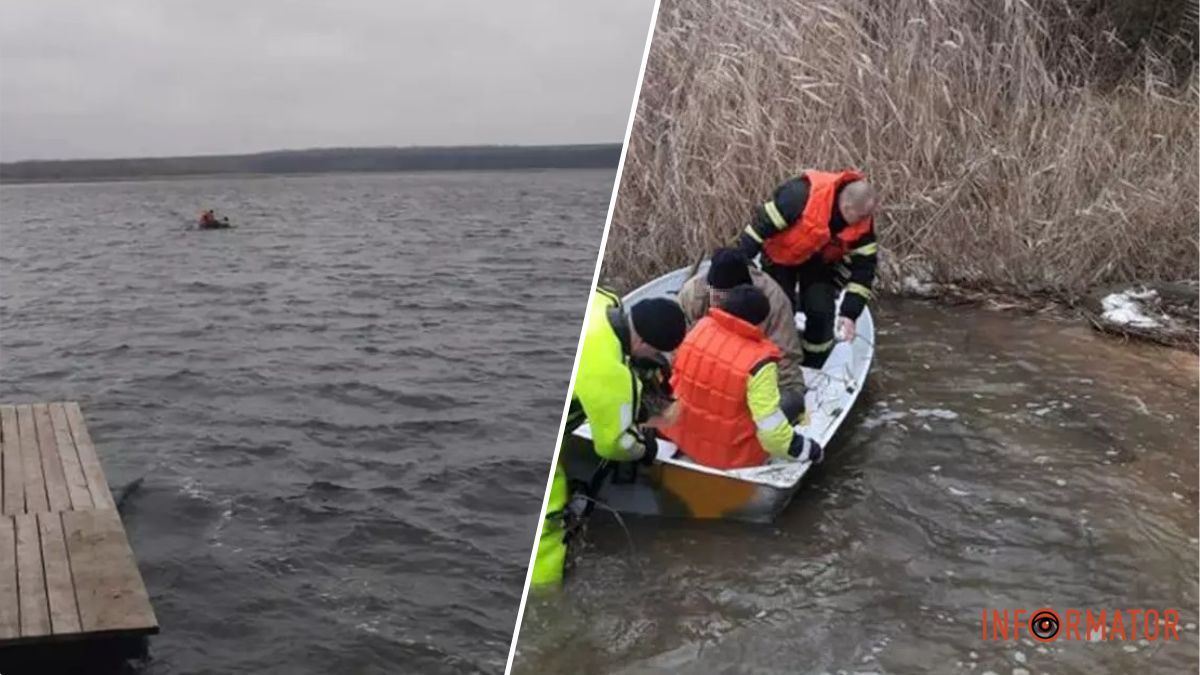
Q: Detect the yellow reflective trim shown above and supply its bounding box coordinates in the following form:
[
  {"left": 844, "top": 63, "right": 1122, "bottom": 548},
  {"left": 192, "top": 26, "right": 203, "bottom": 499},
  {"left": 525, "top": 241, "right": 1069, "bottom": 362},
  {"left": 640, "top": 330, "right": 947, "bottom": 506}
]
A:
[
  {"left": 743, "top": 224, "right": 763, "bottom": 244},
  {"left": 847, "top": 282, "right": 873, "bottom": 300},
  {"left": 802, "top": 339, "right": 834, "bottom": 353},
  {"left": 747, "top": 362, "right": 791, "bottom": 456},
  {"left": 755, "top": 409, "right": 788, "bottom": 432},
  {"left": 763, "top": 201, "right": 788, "bottom": 230},
  {"left": 851, "top": 242, "right": 878, "bottom": 256},
  {"left": 618, "top": 402, "right": 633, "bottom": 430},
  {"left": 618, "top": 432, "right": 636, "bottom": 451}
]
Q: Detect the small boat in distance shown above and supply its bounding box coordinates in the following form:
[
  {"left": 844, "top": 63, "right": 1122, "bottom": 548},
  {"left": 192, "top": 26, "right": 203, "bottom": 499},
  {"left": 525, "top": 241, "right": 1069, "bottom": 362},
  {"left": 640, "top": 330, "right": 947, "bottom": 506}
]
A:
[
  {"left": 197, "top": 209, "right": 233, "bottom": 230},
  {"left": 563, "top": 261, "right": 875, "bottom": 523}
]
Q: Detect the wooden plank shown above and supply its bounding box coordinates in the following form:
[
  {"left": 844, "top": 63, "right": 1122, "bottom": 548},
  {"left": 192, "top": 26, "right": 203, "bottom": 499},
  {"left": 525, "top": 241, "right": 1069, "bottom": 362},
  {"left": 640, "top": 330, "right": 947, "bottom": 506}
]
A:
[
  {"left": 16, "top": 406, "right": 48, "bottom": 513},
  {"left": 14, "top": 513, "right": 50, "bottom": 637},
  {"left": 33, "top": 404, "right": 71, "bottom": 512},
  {"left": 1, "top": 405, "right": 23, "bottom": 515},
  {"left": 63, "top": 402, "right": 114, "bottom": 510},
  {"left": 62, "top": 509, "right": 157, "bottom": 635},
  {"left": 0, "top": 517, "right": 18, "bottom": 639},
  {"left": 49, "top": 403, "right": 93, "bottom": 511},
  {"left": 39, "top": 512, "right": 81, "bottom": 635}
]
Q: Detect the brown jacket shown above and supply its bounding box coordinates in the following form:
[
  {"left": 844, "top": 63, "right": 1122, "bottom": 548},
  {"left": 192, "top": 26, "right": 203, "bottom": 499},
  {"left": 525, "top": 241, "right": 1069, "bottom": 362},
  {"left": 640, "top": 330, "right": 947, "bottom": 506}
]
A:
[{"left": 677, "top": 267, "right": 803, "bottom": 370}]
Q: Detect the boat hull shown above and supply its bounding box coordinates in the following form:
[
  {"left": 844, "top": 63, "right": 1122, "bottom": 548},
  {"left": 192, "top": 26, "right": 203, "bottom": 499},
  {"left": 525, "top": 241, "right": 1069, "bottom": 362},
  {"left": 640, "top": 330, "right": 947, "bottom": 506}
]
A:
[
  {"left": 568, "top": 262, "right": 875, "bottom": 523},
  {"left": 563, "top": 435, "right": 799, "bottom": 522}
]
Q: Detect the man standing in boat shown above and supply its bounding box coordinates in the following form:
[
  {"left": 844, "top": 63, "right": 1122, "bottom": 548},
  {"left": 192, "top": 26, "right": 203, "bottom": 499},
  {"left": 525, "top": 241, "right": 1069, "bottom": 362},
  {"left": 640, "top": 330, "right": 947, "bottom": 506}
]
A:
[
  {"left": 736, "top": 170, "right": 880, "bottom": 368},
  {"left": 662, "top": 285, "right": 823, "bottom": 470},
  {"left": 676, "top": 248, "right": 806, "bottom": 417},
  {"left": 530, "top": 288, "right": 687, "bottom": 591}
]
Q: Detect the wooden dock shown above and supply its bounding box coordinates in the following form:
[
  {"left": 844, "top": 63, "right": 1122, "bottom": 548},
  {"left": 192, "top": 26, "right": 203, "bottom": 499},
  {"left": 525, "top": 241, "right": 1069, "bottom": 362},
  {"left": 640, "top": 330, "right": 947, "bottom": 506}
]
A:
[{"left": 0, "top": 402, "right": 158, "bottom": 646}]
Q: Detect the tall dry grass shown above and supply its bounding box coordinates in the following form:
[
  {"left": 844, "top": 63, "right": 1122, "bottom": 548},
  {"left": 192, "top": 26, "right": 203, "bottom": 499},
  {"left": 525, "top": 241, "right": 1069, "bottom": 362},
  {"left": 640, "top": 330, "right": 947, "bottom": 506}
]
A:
[{"left": 604, "top": 0, "right": 1199, "bottom": 300}]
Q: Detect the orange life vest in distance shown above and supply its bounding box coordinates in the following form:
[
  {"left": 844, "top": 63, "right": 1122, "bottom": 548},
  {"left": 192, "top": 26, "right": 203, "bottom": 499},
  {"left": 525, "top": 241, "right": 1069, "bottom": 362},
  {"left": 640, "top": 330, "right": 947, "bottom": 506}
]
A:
[
  {"left": 661, "top": 308, "right": 783, "bottom": 470},
  {"left": 761, "top": 169, "right": 875, "bottom": 266}
]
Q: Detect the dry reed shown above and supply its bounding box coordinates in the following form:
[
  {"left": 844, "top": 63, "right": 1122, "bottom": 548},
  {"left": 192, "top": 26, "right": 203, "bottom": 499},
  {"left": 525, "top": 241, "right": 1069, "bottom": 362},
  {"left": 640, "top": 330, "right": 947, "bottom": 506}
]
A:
[{"left": 603, "top": 0, "right": 1198, "bottom": 301}]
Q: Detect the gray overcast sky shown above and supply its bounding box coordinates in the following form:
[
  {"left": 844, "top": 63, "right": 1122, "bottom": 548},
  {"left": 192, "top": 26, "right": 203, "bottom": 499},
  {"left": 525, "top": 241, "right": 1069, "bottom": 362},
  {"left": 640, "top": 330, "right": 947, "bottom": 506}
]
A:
[{"left": 0, "top": 1, "right": 654, "bottom": 160}]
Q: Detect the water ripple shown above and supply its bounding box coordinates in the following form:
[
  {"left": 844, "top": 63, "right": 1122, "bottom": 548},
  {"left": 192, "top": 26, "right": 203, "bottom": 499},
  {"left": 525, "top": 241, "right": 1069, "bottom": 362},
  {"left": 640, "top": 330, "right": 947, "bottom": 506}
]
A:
[{"left": 0, "top": 169, "right": 613, "bottom": 674}]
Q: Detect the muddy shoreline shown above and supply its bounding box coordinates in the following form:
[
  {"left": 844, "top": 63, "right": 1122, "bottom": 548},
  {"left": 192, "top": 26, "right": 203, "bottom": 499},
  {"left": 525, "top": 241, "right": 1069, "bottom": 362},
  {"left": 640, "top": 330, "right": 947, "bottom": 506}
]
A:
[{"left": 891, "top": 278, "right": 1199, "bottom": 352}]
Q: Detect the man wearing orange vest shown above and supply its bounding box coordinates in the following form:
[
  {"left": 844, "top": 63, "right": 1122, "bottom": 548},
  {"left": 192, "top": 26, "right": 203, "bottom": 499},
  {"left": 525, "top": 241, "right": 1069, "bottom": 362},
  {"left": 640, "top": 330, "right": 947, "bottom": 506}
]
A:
[
  {"left": 736, "top": 170, "right": 880, "bottom": 369},
  {"left": 662, "top": 285, "right": 823, "bottom": 470}
]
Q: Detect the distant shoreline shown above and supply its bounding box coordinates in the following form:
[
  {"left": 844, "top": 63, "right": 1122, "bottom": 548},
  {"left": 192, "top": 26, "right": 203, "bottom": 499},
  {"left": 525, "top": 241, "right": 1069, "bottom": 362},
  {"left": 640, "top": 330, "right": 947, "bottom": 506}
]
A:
[
  {"left": 0, "top": 165, "right": 617, "bottom": 187},
  {"left": 0, "top": 143, "right": 622, "bottom": 185}
]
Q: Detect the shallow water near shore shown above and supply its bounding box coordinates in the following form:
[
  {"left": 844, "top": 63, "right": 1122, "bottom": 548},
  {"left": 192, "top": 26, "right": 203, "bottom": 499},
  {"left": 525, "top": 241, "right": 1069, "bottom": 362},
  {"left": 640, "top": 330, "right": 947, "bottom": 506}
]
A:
[
  {"left": 0, "top": 170, "right": 610, "bottom": 674},
  {"left": 513, "top": 298, "right": 1199, "bottom": 675}
]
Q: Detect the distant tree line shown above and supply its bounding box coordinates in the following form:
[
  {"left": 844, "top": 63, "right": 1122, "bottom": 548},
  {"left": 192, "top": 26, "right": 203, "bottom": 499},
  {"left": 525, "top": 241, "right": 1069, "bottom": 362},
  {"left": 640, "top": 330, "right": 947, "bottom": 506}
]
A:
[{"left": 0, "top": 144, "right": 623, "bottom": 183}]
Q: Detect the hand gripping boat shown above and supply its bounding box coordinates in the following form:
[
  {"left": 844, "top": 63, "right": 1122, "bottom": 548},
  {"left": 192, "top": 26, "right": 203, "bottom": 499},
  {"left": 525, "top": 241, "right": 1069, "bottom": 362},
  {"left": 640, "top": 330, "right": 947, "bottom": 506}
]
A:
[{"left": 563, "top": 262, "right": 875, "bottom": 523}]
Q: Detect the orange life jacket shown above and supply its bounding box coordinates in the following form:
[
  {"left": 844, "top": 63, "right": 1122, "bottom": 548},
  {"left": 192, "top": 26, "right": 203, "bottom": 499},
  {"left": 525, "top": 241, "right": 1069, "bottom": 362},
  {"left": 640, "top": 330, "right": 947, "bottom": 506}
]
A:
[
  {"left": 761, "top": 169, "right": 874, "bottom": 266},
  {"left": 661, "top": 309, "right": 782, "bottom": 470}
]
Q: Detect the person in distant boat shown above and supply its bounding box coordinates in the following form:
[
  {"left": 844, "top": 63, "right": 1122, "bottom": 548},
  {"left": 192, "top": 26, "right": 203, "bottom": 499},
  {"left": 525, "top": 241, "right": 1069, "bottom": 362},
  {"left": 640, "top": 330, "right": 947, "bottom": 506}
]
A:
[
  {"left": 199, "top": 209, "right": 232, "bottom": 228},
  {"left": 531, "top": 288, "right": 687, "bottom": 591},
  {"left": 735, "top": 170, "right": 880, "bottom": 368},
  {"left": 661, "top": 284, "right": 823, "bottom": 471},
  {"left": 677, "top": 247, "right": 803, "bottom": 371}
]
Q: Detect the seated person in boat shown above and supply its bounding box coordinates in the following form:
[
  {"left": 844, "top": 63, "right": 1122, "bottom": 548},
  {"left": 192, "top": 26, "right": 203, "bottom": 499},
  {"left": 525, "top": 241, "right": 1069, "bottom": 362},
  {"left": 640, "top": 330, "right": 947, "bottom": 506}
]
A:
[
  {"left": 677, "top": 247, "right": 806, "bottom": 411},
  {"left": 735, "top": 170, "right": 880, "bottom": 368},
  {"left": 662, "top": 284, "right": 823, "bottom": 471},
  {"left": 199, "top": 209, "right": 231, "bottom": 228},
  {"left": 531, "top": 288, "right": 686, "bottom": 591}
]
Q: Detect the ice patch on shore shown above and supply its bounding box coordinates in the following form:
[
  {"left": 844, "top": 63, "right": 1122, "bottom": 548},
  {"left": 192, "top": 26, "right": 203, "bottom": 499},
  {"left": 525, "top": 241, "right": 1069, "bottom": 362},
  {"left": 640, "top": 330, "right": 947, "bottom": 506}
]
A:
[
  {"left": 902, "top": 275, "right": 937, "bottom": 296},
  {"left": 1101, "top": 289, "right": 1167, "bottom": 329}
]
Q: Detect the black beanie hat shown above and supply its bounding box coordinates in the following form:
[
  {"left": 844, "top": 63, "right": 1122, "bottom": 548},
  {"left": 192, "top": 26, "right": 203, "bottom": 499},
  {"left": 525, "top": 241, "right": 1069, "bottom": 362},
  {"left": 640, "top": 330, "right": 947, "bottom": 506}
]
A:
[
  {"left": 720, "top": 284, "right": 770, "bottom": 326},
  {"left": 706, "top": 248, "right": 753, "bottom": 290},
  {"left": 629, "top": 298, "right": 687, "bottom": 352}
]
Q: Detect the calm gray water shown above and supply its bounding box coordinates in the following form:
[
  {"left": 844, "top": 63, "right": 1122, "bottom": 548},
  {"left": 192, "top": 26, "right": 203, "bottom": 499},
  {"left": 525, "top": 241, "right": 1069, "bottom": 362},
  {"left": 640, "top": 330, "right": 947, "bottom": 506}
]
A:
[
  {"left": 513, "top": 300, "right": 1199, "bottom": 675},
  {"left": 0, "top": 170, "right": 611, "bottom": 674}
]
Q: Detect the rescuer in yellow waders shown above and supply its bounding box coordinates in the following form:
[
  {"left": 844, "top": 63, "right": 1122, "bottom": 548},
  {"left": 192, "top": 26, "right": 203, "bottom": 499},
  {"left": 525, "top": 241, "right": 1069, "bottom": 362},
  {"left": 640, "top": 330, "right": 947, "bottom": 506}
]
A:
[{"left": 530, "top": 288, "right": 686, "bottom": 590}]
